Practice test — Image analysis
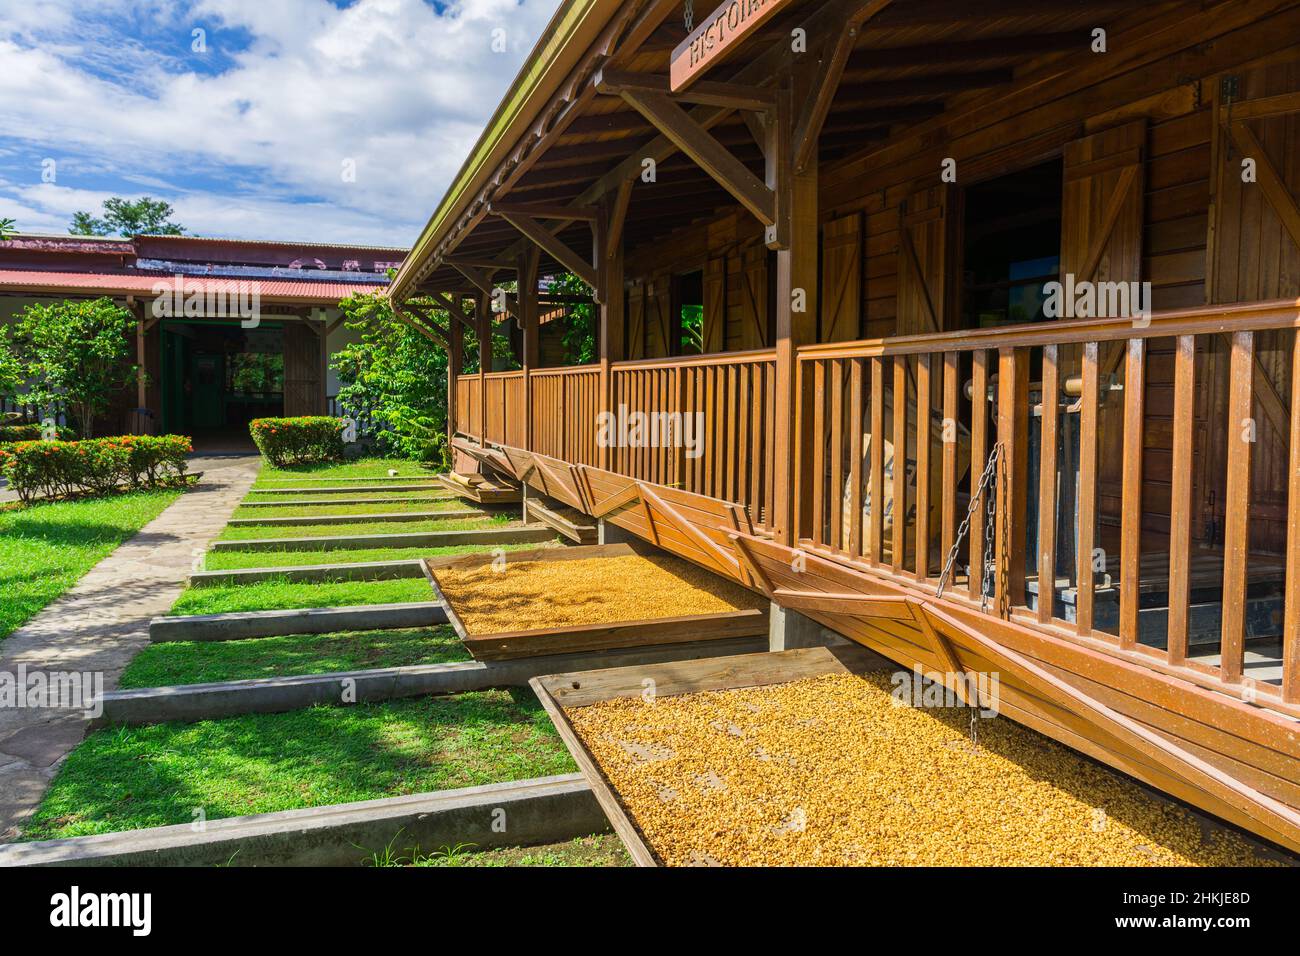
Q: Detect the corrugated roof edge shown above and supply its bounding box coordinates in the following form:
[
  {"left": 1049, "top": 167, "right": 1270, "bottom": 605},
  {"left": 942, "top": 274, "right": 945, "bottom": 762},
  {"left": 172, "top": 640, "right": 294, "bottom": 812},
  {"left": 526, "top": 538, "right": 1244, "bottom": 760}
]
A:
[{"left": 388, "top": 0, "right": 620, "bottom": 304}]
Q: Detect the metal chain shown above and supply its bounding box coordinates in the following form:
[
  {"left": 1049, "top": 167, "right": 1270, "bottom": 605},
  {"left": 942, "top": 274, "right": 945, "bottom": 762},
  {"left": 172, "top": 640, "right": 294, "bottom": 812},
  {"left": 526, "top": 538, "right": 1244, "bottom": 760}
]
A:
[
  {"left": 935, "top": 441, "right": 1004, "bottom": 603},
  {"left": 684, "top": 0, "right": 694, "bottom": 32}
]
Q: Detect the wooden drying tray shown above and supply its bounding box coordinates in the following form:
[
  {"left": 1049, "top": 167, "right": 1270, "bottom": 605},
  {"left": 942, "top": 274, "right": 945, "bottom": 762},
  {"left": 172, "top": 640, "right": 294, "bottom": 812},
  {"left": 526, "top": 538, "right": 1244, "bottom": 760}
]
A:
[
  {"left": 436, "top": 471, "right": 522, "bottom": 505},
  {"left": 425, "top": 542, "right": 769, "bottom": 661},
  {"left": 530, "top": 645, "right": 890, "bottom": 866},
  {"left": 525, "top": 497, "right": 597, "bottom": 544}
]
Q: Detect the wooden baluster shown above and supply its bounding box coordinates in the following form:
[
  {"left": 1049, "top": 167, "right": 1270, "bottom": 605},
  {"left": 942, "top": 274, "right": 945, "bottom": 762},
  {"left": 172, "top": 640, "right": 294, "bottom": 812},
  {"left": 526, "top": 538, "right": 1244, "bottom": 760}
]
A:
[
  {"left": 941, "top": 351, "right": 958, "bottom": 562},
  {"left": 831, "top": 359, "right": 845, "bottom": 551},
  {"left": 1119, "top": 338, "right": 1146, "bottom": 649},
  {"left": 849, "top": 358, "right": 864, "bottom": 558},
  {"left": 969, "top": 350, "right": 988, "bottom": 601},
  {"left": 892, "top": 355, "right": 908, "bottom": 574},
  {"left": 749, "top": 364, "right": 763, "bottom": 518},
  {"left": 1167, "top": 335, "right": 1196, "bottom": 665},
  {"left": 869, "top": 356, "right": 885, "bottom": 564},
  {"left": 1285, "top": 331, "right": 1300, "bottom": 703},
  {"left": 915, "top": 353, "right": 932, "bottom": 581},
  {"left": 1077, "top": 341, "right": 1099, "bottom": 636},
  {"left": 996, "top": 346, "right": 1029, "bottom": 616},
  {"left": 1038, "top": 344, "right": 1060, "bottom": 624},
  {"left": 1220, "top": 331, "right": 1254, "bottom": 684},
  {"left": 812, "top": 360, "right": 826, "bottom": 544}
]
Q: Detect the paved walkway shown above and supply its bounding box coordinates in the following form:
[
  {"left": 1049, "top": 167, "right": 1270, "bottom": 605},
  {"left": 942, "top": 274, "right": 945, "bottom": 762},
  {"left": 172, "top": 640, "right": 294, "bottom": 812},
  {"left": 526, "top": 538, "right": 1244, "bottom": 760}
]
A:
[{"left": 0, "top": 454, "right": 260, "bottom": 839}]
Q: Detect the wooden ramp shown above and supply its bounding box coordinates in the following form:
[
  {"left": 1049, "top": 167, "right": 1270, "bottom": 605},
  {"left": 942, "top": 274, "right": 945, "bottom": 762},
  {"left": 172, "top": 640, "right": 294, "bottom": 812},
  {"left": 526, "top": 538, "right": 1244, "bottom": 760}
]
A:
[
  {"left": 435, "top": 471, "right": 522, "bottom": 505},
  {"left": 729, "top": 531, "right": 1300, "bottom": 856},
  {"left": 525, "top": 498, "right": 597, "bottom": 545}
]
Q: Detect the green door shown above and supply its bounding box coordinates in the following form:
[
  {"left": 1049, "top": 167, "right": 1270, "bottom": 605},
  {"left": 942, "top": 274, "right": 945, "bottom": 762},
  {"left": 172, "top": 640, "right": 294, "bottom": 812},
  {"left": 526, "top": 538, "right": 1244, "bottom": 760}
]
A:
[
  {"left": 161, "top": 329, "right": 188, "bottom": 433},
  {"left": 190, "top": 352, "right": 225, "bottom": 429}
]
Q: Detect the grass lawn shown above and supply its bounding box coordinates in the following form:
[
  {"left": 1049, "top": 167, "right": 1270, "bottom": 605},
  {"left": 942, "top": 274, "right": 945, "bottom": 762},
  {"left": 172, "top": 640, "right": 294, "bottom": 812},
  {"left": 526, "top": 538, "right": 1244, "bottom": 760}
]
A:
[
  {"left": 168, "top": 577, "right": 435, "bottom": 616},
  {"left": 254, "top": 458, "right": 439, "bottom": 483},
  {"left": 199, "top": 540, "right": 561, "bottom": 571},
  {"left": 0, "top": 489, "right": 181, "bottom": 641},
  {"left": 231, "top": 500, "right": 470, "bottom": 519},
  {"left": 382, "top": 834, "right": 631, "bottom": 868},
  {"left": 23, "top": 690, "right": 574, "bottom": 840},
  {"left": 119, "top": 626, "right": 469, "bottom": 688},
  {"left": 246, "top": 490, "right": 448, "bottom": 502},
  {"left": 217, "top": 514, "right": 511, "bottom": 541}
]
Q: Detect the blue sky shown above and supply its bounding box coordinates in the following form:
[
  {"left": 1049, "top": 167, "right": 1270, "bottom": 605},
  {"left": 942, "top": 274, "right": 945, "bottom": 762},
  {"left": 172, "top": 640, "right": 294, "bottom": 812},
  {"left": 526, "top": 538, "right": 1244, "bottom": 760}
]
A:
[{"left": 0, "top": 0, "right": 560, "bottom": 247}]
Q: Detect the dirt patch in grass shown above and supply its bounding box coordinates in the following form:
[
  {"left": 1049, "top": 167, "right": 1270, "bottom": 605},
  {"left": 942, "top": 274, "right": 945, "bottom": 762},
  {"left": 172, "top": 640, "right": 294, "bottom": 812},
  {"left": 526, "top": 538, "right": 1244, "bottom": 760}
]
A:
[
  {"left": 394, "top": 834, "right": 631, "bottom": 867},
  {"left": 119, "top": 626, "right": 469, "bottom": 688},
  {"left": 23, "top": 690, "right": 574, "bottom": 840},
  {"left": 436, "top": 552, "right": 765, "bottom": 634}
]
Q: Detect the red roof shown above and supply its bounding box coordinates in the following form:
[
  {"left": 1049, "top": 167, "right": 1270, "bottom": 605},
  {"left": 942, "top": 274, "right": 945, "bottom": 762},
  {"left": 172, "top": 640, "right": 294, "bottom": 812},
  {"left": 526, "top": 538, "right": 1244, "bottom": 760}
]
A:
[{"left": 0, "top": 269, "right": 382, "bottom": 303}]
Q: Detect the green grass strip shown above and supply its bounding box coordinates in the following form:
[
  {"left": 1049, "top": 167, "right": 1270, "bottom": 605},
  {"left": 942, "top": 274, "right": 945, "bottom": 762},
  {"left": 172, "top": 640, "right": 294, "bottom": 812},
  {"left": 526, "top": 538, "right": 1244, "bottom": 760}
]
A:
[
  {"left": 232, "top": 500, "right": 470, "bottom": 519},
  {"left": 254, "top": 457, "right": 438, "bottom": 482},
  {"left": 378, "top": 834, "right": 631, "bottom": 868},
  {"left": 119, "top": 626, "right": 469, "bottom": 688},
  {"left": 0, "top": 489, "right": 181, "bottom": 642},
  {"left": 168, "top": 577, "right": 435, "bottom": 616},
  {"left": 198, "top": 541, "right": 559, "bottom": 571},
  {"left": 22, "top": 690, "right": 574, "bottom": 840},
  {"left": 216, "top": 514, "right": 510, "bottom": 540}
]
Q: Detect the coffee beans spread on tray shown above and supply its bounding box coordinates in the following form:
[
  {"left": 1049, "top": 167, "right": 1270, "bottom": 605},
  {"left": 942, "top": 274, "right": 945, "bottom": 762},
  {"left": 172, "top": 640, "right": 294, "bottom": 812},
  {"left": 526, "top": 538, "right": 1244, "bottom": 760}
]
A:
[{"left": 567, "top": 671, "right": 1278, "bottom": 867}]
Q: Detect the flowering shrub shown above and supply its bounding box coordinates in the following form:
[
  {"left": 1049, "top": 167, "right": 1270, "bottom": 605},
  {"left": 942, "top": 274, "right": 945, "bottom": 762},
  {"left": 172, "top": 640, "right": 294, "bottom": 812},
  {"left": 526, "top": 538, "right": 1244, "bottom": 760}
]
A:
[
  {"left": 0, "top": 423, "right": 74, "bottom": 443},
  {"left": 0, "top": 434, "right": 192, "bottom": 502},
  {"left": 249, "top": 417, "right": 346, "bottom": 466}
]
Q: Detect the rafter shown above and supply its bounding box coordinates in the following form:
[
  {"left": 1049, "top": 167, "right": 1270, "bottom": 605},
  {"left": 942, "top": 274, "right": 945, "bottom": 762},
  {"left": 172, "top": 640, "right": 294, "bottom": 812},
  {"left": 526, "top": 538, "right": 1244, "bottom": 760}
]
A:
[
  {"left": 490, "top": 205, "right": 599, "bottom": 290},
  {"left": 487, "top": 202, "right": 599, "bottom": 222},
  {"left": 595, "top": 68, "right": 775, "bottom": 112},
  {"left": 619, "top": 89, "right": 775, "bottom": 227}
]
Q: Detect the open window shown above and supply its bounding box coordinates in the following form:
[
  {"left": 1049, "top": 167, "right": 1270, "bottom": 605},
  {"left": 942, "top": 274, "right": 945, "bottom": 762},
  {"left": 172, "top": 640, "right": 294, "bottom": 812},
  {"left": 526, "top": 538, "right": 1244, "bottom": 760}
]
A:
[{"left": 958, "top": 159, "right": 1063, "bottom": 330}]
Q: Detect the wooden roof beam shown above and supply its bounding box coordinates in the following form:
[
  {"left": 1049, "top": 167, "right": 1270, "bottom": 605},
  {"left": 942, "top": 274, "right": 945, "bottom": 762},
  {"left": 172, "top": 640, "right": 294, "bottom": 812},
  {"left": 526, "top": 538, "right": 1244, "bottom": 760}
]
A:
[
  {"left": 793, "top": 0, "right": 894, "bottom": 174},
  {"left": 617, "top": 89, "right": 775, "bottom": 227},
  {"left": 425, "top": 291, "right": 477, "bottom": 334},
  {"left": 595, "top": 68, "right": 776, "bottom": 113},
  {"left": 490, "top": 205, "right": 599, "bottom": 292},
  {"left": 488, "top": 202, "right": 600, "bottom": 222},
  {"left": 845, "top": 31, "right": 1086, "bottom": 74}
]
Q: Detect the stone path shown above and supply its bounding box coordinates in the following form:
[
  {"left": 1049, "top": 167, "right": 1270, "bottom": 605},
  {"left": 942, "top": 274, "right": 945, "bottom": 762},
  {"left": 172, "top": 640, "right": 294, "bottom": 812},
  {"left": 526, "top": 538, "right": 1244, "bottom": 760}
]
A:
[{"left": 0, "top": 454, "right": 261, "bottom": 839}]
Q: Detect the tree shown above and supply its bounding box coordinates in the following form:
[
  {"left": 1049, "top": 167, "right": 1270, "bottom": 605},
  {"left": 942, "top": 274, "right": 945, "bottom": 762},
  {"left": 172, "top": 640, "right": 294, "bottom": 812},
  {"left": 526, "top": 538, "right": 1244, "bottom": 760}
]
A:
[
  {"left": 330, "top": 290, "right": 450, "bottom": 464},
  {"left": 0, "top": 217, "right": 14, "bottom": 241},
  {"left": 12, "top": 298, "right": 136, "bottom": 438},
  {"left": 0, "top": 327, "right": 23, "bottom": 407},
  {"left": 70, "top": 196, "right": 185, "bottom": 237},
  {"left": 549, "top": 272, "right": 596, "bottom": 365}
]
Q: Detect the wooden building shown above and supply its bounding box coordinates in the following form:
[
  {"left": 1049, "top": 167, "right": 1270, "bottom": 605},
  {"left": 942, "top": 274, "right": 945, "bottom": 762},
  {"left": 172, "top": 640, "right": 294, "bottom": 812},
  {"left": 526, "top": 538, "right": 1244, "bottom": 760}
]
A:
[
  {"left": 389, "top": 0, "right": 1300, "bottom": 852},
  {"left": 0, "top": 234, "right": 402, "bottom": 440}
]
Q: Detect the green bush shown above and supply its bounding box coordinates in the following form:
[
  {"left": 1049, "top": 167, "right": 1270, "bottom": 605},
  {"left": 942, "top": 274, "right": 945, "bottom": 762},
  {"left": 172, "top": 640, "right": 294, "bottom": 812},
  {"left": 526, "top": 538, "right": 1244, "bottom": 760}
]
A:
[
  {"left": 0, "top": 435, "right": 191, "bottom": 502},
  {"left": 249, "top": 417, "right": 346, "bottom": 466},
  {"left": 0, "top": 423, "right": 75, "bottom": 443}
]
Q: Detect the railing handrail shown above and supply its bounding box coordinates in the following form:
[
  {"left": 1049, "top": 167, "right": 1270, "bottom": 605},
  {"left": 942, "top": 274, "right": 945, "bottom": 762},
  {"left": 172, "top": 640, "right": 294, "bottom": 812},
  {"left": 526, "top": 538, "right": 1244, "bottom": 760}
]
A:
[
  {"left": 611, "top": 347, "right": 777, "bottom": 372},
  {"left": 795, "top": 297, "right": 1300, "bottom": 361},
  {"left": 482, "top": 369, "right": 524, "bottom": 381},
  {"left": 529, "top": 363, "right": 600, "bottom": 377}
]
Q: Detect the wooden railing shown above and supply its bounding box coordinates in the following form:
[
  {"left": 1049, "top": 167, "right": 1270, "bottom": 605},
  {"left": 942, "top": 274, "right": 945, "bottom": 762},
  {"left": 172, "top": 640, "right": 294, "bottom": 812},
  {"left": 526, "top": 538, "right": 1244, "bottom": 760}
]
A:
[
  {"left": 530, "top": 365, "right": 602, "bottom": 466},
  {"left": 455, "top": 374, "right": 481, "bottom": 440},
  {"left": 796, "top": 298, "right": 1300, "bottom": 706},
  {"left": 483, "top": 371, "right": 526, "bottom": 449},
  {"left": 610, "top": 350, "right": 777, "bottom": 529}
]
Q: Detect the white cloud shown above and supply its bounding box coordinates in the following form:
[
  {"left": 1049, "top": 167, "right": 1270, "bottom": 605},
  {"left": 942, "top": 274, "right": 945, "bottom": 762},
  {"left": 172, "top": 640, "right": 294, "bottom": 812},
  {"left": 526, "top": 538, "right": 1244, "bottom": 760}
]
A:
[{"left": 0, "top": 0, "right": 560, "bottom": 245}]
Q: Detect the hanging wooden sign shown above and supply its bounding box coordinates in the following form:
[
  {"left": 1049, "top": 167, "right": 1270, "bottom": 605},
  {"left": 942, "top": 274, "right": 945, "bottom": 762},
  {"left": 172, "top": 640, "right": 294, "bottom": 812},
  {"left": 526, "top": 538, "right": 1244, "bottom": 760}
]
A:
[{"left": 670, "top": 0, "right": 795, "bottom": 92}]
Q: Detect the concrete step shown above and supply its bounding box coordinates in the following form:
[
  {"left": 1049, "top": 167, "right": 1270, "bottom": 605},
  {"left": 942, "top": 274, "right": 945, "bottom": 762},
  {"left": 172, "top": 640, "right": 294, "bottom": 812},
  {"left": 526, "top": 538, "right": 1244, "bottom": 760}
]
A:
[{"left": 149, "top": 601, "right": 447, "bottom": 643}]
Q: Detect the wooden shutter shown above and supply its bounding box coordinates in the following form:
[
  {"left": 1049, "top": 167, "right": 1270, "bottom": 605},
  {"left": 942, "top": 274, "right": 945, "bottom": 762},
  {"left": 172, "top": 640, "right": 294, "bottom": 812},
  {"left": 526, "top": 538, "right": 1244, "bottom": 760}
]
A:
[
  {"left": 1060, "top": 120, "right": 1147, "bottom": 527},
  {"left": 820, "top": 213, "right": 862, "bottom": 342},
  {"left": 283, "top": 321, "right": 323, "bottom": 416},
  {"left": 896, "top": 185, "right": 951, "bottom": 335},
  {"left": 702, "top": 258, "right": 726, "bottom": 354},
  {"left": 737, "top": 244, "right": 769, "bottom": 348},
  {"left": 645, "top": 276, "right": 672, "bottom": 358},
  {"left": 626, "top": 281, "right": 646, "bottom": 360},
  {"left": 1206, "top": 61, "right": 1300, "bottom": 553}
]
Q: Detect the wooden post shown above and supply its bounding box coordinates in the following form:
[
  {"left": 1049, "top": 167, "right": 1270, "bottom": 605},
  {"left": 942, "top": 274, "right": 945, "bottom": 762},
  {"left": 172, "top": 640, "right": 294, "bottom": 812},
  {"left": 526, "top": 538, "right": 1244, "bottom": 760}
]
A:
[
  {"left": 995, "top": 346, "right": 1029, "bottom": 616},
  {"left": 771, "top": 77, "right": 818, "bottom": 546},
  {"left": 598, "top": 189, "right": 626, "bottom": 472},
  {"left": 518, "top": 248, "right": 540, "bottom": 453},
  {"left": 477, "top": 294, "right": 491, "bottom": 448},
  {"left": 130, "top": 297, "right": 147, "bottom": 418},
  {"left": 447, "top": 298, "right": 462, "bottom": 446}
]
